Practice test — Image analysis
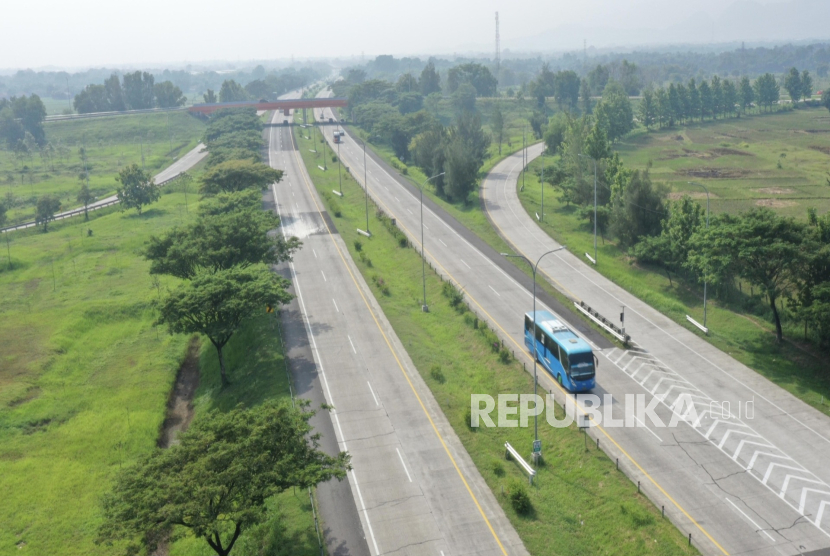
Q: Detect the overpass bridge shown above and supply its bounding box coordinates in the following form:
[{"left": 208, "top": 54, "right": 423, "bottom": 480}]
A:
[{"left": 188, "top": 97, "right": 347, "bottom": 116}]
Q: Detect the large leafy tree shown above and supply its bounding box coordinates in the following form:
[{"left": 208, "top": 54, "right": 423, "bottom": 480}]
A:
[
  {"left": 687, "top": 208, "right": 805, "bottom": 342},
  {"left": 97, "top": 401, "right": 350, "bottom": 556},
  {"left": 104, "top": 74, "right": 126, "bottom": 111},
  {"left": 754, "top": 73, "right": 780, "bottom": 111},
  {"left": 116, "top": 164, "right": 160, "bottom": 215},
  {"left": 35, "top": 194, "right": 61, "bottom": 232},
  {"left": 442, "top": 111, "right": 490, "bottom": 202},
  {"left": 594, "top": 80, "right": 634, "bottom": 142},
  {"left": 823, "top": 89, "right": 830, "bottom": 114},
  {"left": 219, "top": 80, "right": 249, "bottom": 103},
  {"left": 154, "top": 81, "right": 186, "bottom": 108},
  {"left": 639, "top": 87, "right": 656, "bottom": 130},
  {"left": 77, "top": 182, "right": 94, "bottom": 220},
  {"left": 739, "top": 77, "right": 755, "bottom": 113},
  {"left": 783, "top": 67, "right": 802, "bottom": 103},
  {"left": 144, "top": 199, "right": 300, "bottom": 279},
  {"left": 553, "top": 70, "right": 581, "bottom": 112},
  {"left": 446, "top": 63, "right": 497, "bottom": 97},
  {"left": 156, "top": 265, "right": 292, "bottom": 385},
  {"left": 0, "top": 95, "right": 46, "bottom": 145},
  {"left": 491, "top": 104, "right": 505, "bottom": 155},
  {"left": 123, "top": 71, "right": 156, "bottom": 109},
  {"left": 609, "top": 170, "right": 667, "bottom": 248},
  {"left": 199, "top": 160, "right": 283, "bottom": 195},
  {"left": 419, "top": 61, "right": 441, "bottom": 95}
]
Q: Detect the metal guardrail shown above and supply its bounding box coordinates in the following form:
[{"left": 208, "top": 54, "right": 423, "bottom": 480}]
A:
[
  {"left": 505, "top": 442, "right": 536, "bottom": 484},
  {"left": 685, "top": 314, "right": 709, "bottom": 335},
  {"left": 44, "top": 107, "right": 188, "bottom": 122},
  {"left": 574, "top": 300, "right": 631, "bottom": 344},
  {"left": 0, "top": 173, "right": 183, "bottom": 234}
]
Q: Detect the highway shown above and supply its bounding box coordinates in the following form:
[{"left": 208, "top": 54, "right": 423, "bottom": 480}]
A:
[
  {"left": 264, "top": 110, "right": 526, "bottom": 556},
  {"left": 315, "top": 94, "right": 830, "bottom": 556}
]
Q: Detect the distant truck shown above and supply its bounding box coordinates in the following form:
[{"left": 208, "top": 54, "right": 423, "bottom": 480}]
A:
[{"left": 333, "top": 130, "right": 344, "bottom": 143}]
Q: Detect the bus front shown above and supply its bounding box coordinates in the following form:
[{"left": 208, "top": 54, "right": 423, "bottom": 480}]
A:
[{"left": 563, "top": 345, "right": 596, "bottom": 392}]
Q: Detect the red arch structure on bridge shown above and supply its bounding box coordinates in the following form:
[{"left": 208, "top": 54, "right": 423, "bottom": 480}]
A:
[{"left": 188, "top": 98, "right": 347, "bottom": 115}]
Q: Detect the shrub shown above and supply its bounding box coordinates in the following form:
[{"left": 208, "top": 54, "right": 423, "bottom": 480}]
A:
[
  {"left": 465, "top": 407, "right": 475, "bottom": 431},
  {"left": 509, "top": 480, "right": 532, "bottom": 515},
  {"left": 499, "top": 347, "right": 511, "bottom": 364},
  {"left": 492, "top": 462, "right": 505, "bottom": 477},
  {"left": 620, "top": 503, "right": 654, "bottom": 528},
  {"left": 359, "top": 251, "right": 373, "bottom": 268},
  {"left": 354, "top": 239, "right": 363, "bottom": 252},
  {"left": 430, "top": 364, "right": 445, "bottom": 384},
  {"left": 332, "top": 155, "right": 338, "bottom": 162},
  {"left": 398, "top": 235, "right": 409, "bottom": 248},
  {"left": 442, "top": 281, "right": 465, "bottom": 310}
]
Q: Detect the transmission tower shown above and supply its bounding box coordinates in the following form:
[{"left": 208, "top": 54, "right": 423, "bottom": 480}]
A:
[{"left": 495, "top": 12, "right": 500, "bottom": 76}]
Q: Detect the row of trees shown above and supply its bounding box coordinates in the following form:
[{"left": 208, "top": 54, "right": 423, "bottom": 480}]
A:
[
  {"left": 538, "top": 110, "right": 830, "bottom": 348},
  {"left": 202, "top": 68, "right": 320, "bottom": 105},
  {"left": 73, "top": 71, "right": 187, "bottom": 113},
  {"left": 97, "top": 108, "right": 349, "bottom": 556}
]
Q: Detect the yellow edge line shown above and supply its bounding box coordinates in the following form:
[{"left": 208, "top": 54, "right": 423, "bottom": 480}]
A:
[
  {"left": 287, "top": 126, "right": 511, "bottom": 556},
  {"left": 347, "top": 143, "right": 728, "bottom": 556}
]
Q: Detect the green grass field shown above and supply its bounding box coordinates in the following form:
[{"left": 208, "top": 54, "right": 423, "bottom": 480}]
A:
[
  {"left": 1, "top": 111, "right": 205, "bottom": 226},
  {"left": 293, "top": 127, "right": 699, "bottom": 555},
  {"left": 0, "top": 178, "right": 317, "bottom": 555},
  {"left": 616, "top": 106, "right": 830, "bottom": 219},
  {"left": 516, "top": 156, "right": 830, "bottom": 419}
]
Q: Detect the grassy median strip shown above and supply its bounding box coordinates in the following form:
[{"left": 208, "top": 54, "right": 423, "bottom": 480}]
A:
[{"left": 294, "top": 128, "right": 698, "bottom": 555}]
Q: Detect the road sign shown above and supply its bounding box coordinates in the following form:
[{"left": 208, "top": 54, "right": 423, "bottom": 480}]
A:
[{"left": 532, "top": 440, "right": 542, "bottom": 454}]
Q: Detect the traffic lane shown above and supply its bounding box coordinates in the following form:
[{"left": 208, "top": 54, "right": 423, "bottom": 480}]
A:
[
  {"left": 484, "top": 143, "right": 830, "bottom": 552},
  {"left": 274, "top": 116, "right": 500, "bottom": 556},
  {"left": 490, "top": 145, "right": 830, "bottom": 499},
  {"left": 321, "top": 111, "right": 819, "bottom": 555}
]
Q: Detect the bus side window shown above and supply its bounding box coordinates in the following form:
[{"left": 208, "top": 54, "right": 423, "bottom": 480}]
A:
[
  {"left": 525, "top": 316, "right": 532, "bottom": 333},
  {"left": 545, "top": 335, "right": 559, "bottom": 361},
  {"left": 561, "top": 350, "right": 570, "bottom": 372}
]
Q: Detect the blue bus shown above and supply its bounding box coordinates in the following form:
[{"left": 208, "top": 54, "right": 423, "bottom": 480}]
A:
[{"left": 524, "top": 310, "right": 596, "bottom": 392}]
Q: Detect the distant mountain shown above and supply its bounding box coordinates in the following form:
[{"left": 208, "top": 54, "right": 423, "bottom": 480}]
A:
[{"left": 501, "top": 0, "right": 830, "bottom": 53}]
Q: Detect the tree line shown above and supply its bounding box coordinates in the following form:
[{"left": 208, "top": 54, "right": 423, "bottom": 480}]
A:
[
  {"left": 537, "top": 110, "right": 830, "bottom": 349},
  {"left": 73, "top": 71, "right": 187, "bottom": 113},
  {"left": 95, "top": 107, "right": 343, "bottom": 556}
]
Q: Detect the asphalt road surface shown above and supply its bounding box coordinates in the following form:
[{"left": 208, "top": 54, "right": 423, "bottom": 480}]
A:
[
  {"left": 264, "top": 110, "right": 526, "bottom": 556},
  {"left": 315, "top": 91, "right": 830, "bottom": 556}
]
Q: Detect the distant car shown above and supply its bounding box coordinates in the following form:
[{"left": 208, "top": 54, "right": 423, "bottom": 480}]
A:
[
  {"left": 283, "top": 119, "right": 288, "bottom": 125},
  {"left": 340, "top": 118, "right": 345, "bottom": 123},
  {"left": 328, "top": 117, "right": 334, "bottom": 123}
]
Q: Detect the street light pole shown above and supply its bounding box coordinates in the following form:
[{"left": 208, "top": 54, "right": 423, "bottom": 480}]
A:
[
  {"left": 540, "top": 150, "right": 544, "bottom": 221},
  {"left": 361, "top": 140, "right": 369, "bottom": 234},
  {"left": 688, "top": 181, "right": 710, "bottom": 328},
  {"left": 502, "top": 245, "right": 567, "bottom": 457},
  {"left": 418, "top": 172, "right": 445, "bottom": 312},
  {"left": 578, "top": 153, "right": 598, "bottom": 264},
  {"left": 337, "top": 138, "right": 342, "bottom": 195}
]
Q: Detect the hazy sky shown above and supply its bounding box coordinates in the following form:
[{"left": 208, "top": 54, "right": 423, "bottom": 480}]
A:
[{"left": 0, "top": 0, "right": 789, "bottom": 70}]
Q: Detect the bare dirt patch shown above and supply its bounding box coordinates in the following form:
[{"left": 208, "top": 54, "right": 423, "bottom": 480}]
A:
[
  {"left": 679, "top": 167, "right": 750, "bottom": 179},
  {"left": 804, "top": 129, "right": 830, "bottom": 134},
  {"left": 668, "top": 191, "right": 718, "bottom": 200},
  {"left": 711, "top": 147, "right": 753, "bottom": 157},
  {"left": 753, "top": 187, "right": 796, "bottom": 195},
  {"left": 157, "top": 337, "right": 200, "bottom": 449},
  {"left": 809, "top": 145, "right": 830, "bottom": 155},
  {"left": 755, "top": 199, "right": 797, "bottom": 208},
  {"left": 681, "top": 148, "right": 717, "bottom": 160}
]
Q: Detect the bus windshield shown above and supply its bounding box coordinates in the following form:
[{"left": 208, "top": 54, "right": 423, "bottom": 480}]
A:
[{"left": 569, "top": 352, "right": 595, "bottom": 380}]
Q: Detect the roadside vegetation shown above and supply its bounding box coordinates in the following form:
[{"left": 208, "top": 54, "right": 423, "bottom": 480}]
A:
[
  {"left": 293, "top": 126, "right": 699, "bottom": 555},
  {"left": 1, "top": 108, "right": 329, "bottom": 556},
  {"left": 0, "top": 110, "right": 205, "bottom": 226}
]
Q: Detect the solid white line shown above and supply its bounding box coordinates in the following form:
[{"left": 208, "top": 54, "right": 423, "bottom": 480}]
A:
[
  {"left": 439, "top": 239, "right": 448, "bottom": 247},
  {"left": 321, "top": 270, "right": 327, "bottom": 282},
  {"left": 312, "top": 248, "right": 318, "bottom": 259},
  {"left": 725, "top": 497, "right": 776, "bottom": 542},
  {"left": 348, "top": 335, "right": 357, "bottom": 354},
  {"left": 407, "top": 208, "right": 414, "bottom": 215},
  {"left": 633, "top": 414, "right": 663, "bottom": 443},
  {"left": 333, "top": 298, "right": 339, "bottom": 312},
  {"left": 367, "top": 381, "right": 379, "bottom": 406},
  {"left": 460, "top": 258, "right": 471, "bottom": 269},
  {"left": 396, "top": 447, "right": 413, "bottom": 482},
  {"left": 489, "top": 285, "right": 501, "bottom": 297}
]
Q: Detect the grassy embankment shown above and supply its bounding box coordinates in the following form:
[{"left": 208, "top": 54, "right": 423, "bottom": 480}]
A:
[
  {"left": 0, "top": 173, "right": 317, "bottom": 555},
  {"left": 1, "top": 111, "right": 205, "bottom": 226},
  {"left": 292, "top": 125, "right": 699, "bottom": 555},
  {"left": 617, "top": 107, "right": 830, "bottom": 219},
  {"left": 517, "top": 146, "right": 830, "bottom": 418}
]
